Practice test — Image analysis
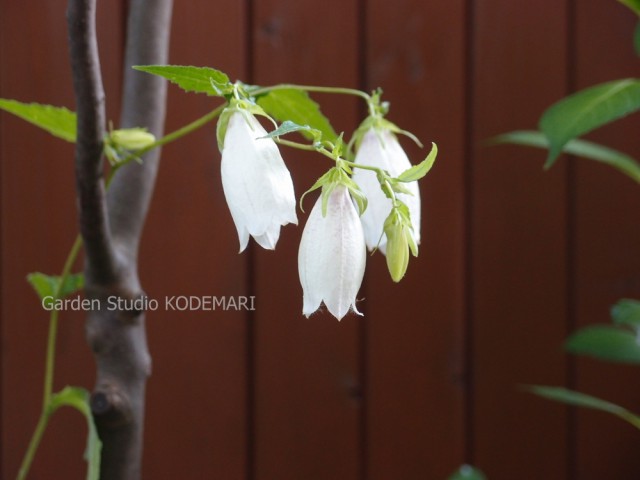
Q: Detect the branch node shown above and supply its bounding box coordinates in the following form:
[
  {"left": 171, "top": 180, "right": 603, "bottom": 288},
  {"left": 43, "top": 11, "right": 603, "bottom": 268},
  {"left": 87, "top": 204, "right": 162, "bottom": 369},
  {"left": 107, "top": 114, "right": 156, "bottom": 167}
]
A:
[{"left": 91, "top": 385, "right": 132, "bottom": 428}]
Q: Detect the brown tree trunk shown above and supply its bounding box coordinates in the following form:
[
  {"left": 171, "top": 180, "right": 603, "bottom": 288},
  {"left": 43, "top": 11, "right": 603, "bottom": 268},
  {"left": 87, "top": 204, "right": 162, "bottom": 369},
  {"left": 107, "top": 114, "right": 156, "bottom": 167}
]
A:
[{"left": 67, "top": 0, "right": 173, "bottom": 478}]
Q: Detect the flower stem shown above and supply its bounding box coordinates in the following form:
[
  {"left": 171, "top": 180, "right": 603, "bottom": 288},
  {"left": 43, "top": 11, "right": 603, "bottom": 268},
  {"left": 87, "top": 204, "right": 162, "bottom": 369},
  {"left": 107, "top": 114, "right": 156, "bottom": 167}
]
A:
[
  {"left": 121, "top": 103, "right": 227, "bottom": 164},
  {"left": 251, "top": 83, "right": 371, "bottom": 102}
]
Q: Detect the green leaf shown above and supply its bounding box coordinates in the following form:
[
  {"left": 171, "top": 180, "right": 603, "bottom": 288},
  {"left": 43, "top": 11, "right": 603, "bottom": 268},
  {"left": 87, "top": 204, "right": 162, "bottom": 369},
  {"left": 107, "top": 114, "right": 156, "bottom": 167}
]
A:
[
  {"left": 27, "top": 272, "right": 84, "bottom": 302},
  {"left": 448, "top": 465, "right": 487, "bottom": 480},
  {"left": 526, "top": 385, "right": 640, "bottom": 430},
  {"left": 257, "top": 88, "right": 338, "bottom": 144},
  {"left": 539, "top": 78, "right": 640, "bottom": 167},
  {"left": 619, "top": 0, "right": 640, "bottom": 16},
  {"left": 611, "top": 299, "right": 640, "bottom": 329},
  {"left": 490, "top": 130, "right": 640, "bottom": 183},
  {"left": 0, "top": 99, "right": 76, "bottom": 142},
  {"left": 133, "top": 65, "right": 233, "bottom": 96},
  {"left": 49, "top": 386, "right": 102, "bottom": 480},
  {"left": 397, "top": 142, "right": 438, "bottom": 182},
  {"left": 261, "top": 120, "right": 322, "bottom": 143},
  {"left": 565, "top": 325, "right": 640, "bottom": 364}
]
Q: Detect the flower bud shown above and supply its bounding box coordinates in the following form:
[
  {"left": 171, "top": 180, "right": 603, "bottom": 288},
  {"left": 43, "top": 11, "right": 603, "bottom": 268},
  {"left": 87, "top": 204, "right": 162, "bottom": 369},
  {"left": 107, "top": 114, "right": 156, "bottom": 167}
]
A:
[
  {"left": 110, "top": 128, "right": 156, "bottom": 150},
  {"left": 383, "top": 203, "right": 419, "bottom": 282}
]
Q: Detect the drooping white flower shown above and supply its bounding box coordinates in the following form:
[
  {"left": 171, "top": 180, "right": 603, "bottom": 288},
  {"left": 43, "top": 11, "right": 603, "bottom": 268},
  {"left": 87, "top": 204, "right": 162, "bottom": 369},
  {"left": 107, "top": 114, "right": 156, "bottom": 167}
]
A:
[
  {"left": 220, "top": 110, "right": 297, "bottom": 252},
  {"left": 352, "top": 127, "right": 421, "bottom": 254},
  {"left": 298, "top": 185, "right": 366, "bottom": 320}
]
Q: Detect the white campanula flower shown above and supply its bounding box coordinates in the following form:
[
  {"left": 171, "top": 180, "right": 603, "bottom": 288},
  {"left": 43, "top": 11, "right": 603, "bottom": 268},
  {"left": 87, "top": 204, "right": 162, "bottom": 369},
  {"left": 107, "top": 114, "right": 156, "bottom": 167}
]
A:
[
  {"left": 298, "top": 185, "right": 366, "bottom": 321},
  {"left": 220, "top": 110, "right": 297, "bottom": 252},
  {"left": 352, "top": 127, "right": 421, "bottom": 254}
]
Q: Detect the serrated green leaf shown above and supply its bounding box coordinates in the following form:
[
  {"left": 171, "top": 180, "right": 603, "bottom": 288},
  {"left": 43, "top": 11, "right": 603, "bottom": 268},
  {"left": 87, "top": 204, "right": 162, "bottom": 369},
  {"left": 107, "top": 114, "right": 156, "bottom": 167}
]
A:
[
  {"left": 619, "top": 0, "right": 640, "bottom": 16},
  {"left": 261, "top": 120, "right": 322, "bottom": 142},
  {"left": 28, "top": 272, "right": 84, "bottom": 302},
  {"left": 565, "top": 325, "right": 640, "bottom": 364},
  {"left": 49, "top": 386, "right": 102, "bottom": 480},
  {"left": 133, "top": 65, "right": 232, "bottom": 96},
  {"left": 448, "top": 465, "right": 487, "bottom": 480},
  {"left": 490, "top": 130, "right": 640, "bottom": 183},
  {"left": 397, "top": 142, "right": 438, "bottom": 182},
  {"left": 526, "top": 385, "right": 640, "bottom": 430},
  {"left": 0, "top": 99, "right": 76, "bottom": 142},
  {"left": 257, "top": 89, "right": 338, "bottom": 144},
  {"left": 539, "top": 78, "right": 640, "bottom": 167},
  {"left": 611, "top": 299, "right": 640, "bottom": 329}
]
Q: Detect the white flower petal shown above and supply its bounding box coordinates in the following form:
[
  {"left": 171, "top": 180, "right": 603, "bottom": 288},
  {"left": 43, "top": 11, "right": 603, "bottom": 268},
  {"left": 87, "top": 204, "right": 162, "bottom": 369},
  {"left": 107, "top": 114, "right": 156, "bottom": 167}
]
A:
[
  {"left": 298, "top": 185, "right": 366, "bottom": 320},
  {"left": 353, "top": 128, "right": 421, "bottom": 253},
  {"left": 221, "top": 111, "right": 298, "bottom": 252}
]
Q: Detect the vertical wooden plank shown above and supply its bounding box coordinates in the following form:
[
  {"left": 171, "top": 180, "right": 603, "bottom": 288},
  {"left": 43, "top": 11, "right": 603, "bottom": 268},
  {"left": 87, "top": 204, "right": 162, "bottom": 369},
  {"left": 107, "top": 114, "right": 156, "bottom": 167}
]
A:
[
  {"left": 471, "top": 1, "right": 570, "bottom": 478},
  {"left": 573, "top": 1, "right": 640, "bottom": 478},
  {"left": 0, "top": 1, "right": 124, "bottom": 478},
  {"left": 140, "top": 1, "right": 248, "bottom": 479},
  {"left": 365, "top": 0, "right": 467, "bottom": 478},
  {"left": 252, "top": 1, "right": 361, "bottom": 478}
]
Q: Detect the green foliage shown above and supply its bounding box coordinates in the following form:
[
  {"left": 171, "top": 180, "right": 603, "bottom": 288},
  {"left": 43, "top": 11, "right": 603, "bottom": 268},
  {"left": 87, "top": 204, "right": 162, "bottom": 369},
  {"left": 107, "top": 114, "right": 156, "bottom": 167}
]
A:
[
  {"left": 49, "top": 387, "right": 101, "bottom": 480},
  {"left": 256, "top": 88, "right": 338, "bottom": 144},
  {"left": 133, "top": 65, "right": 233, "bottom": 96},
  {"left": 27, "top": 272, "right": 84, "bottom": 304},
  {"left": 619, "top": 0, "right": 640, "bottom": 16},
  {"left": 261, "top": 120, "right": 322, "bottom": 143},
  {"left": 0, "top": 99, "right": 76, "bottom": 142},
  {"left": 448, "top": 465, "right": 487, "bottom": 480},
  {"left": 611, "top": 299, "right": 640, "bottom": 329},
  {"left": 397, "top": 142, "right": 438, "bottom": 182},
  {"left": 526, "top": 385, "right": 640, "bottom": 430},
  {"left": 490, "top": 130, "right": 640, "bottom": 183},
  {"left": 565, "top": 325, "right": 640, "bottom": 364},
  {"left": 539, "top": 78, "right": 640, "bottom": 167}
]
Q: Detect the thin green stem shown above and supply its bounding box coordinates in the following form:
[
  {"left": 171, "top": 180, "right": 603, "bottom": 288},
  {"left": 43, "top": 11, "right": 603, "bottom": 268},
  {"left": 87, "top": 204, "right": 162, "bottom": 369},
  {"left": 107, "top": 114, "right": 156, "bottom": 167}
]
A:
[
  {"left": 19, "top": 232, "right": 83, "bottom": 480},
  {"left": 16, "top": 408, "right": 51, "bottom": 480},
  {"left": 43, "top": 234, "right": 83, "bottom": 405},
  {"left": 121, "top": 103, "right": 227, "bottom": 164},
  {"left": 251, "top": 83, "right": 371, "bottom": 102},
  {"left": 274, "top": 138, "right": 337, "bottom": 162}
]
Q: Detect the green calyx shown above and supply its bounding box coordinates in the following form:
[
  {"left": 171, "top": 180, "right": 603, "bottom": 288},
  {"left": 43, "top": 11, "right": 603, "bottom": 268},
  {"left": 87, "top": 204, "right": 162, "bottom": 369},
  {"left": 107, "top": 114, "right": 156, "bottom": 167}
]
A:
[
  {"left": 300, "top": 160, "right": 368, "bottom": 217},
  {"left": 216, "top": 94, "right": 276, "bottom": 152}
]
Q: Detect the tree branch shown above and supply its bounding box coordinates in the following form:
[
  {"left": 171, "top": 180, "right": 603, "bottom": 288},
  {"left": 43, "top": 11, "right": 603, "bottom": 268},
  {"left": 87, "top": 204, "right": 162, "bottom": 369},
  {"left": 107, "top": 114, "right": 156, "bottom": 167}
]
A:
[
  {"left": 68, "top": 0, "right": 173, "bottom": 479},
  {"left": 67, "top": 0, "right": 118, "bottom": 285},
  {"left": 107, "top": 0, "right": 174, "bottom": 261}
]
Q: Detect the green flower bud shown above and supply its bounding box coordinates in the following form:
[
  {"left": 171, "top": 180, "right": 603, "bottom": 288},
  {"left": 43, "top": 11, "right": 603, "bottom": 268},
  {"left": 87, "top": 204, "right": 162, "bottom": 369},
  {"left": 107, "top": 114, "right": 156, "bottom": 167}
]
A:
[
  {"left": 110, "top": 128, "right": 155, "bottom": 150},
  {"left": 383, "top": 208, "right": 418, "bottom": 282}
]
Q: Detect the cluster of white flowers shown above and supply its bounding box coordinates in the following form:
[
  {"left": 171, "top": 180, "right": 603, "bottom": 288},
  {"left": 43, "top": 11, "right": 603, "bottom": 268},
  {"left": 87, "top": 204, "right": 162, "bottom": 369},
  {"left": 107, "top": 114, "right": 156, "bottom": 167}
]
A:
[{"left": 218, "top": 104, "right": 431, "bottom": 321}]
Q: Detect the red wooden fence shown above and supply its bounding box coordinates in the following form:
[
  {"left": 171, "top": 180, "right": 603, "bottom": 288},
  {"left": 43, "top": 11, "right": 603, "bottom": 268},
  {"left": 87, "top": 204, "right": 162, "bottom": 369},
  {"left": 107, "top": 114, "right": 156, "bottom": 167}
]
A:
[{"left": 1, "top": 0, "right": 639, "bottom": 478}]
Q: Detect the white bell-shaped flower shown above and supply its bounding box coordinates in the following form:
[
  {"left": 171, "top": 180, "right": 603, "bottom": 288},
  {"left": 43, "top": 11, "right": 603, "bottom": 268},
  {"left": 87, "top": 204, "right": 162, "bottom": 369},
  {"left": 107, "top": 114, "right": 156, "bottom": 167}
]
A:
[
  {"left": 221, "top": 111, "right": 298, "bottom": 252},
  {"left": 298, "top": 185, "right": 366, "bottom": 320},
  {"left": 352, "top": 128, "right": 421, "bottom": 254}
]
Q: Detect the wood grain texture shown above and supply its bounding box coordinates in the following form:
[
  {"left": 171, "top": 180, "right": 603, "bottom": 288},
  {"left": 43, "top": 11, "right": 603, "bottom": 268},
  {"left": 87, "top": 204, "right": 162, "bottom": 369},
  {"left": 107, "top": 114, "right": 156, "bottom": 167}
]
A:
[
  {"left": 470, "top": 0, "right": 571, "bottom": 478},
  {"left": 139, "top": 1, "right": 248, "bottom": 479},
  {"left": 365, "top": 0, "right": 467, "bottom": 478},
  {"left": 251, "top": 1, "right": 362, "bottom": 479}
]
